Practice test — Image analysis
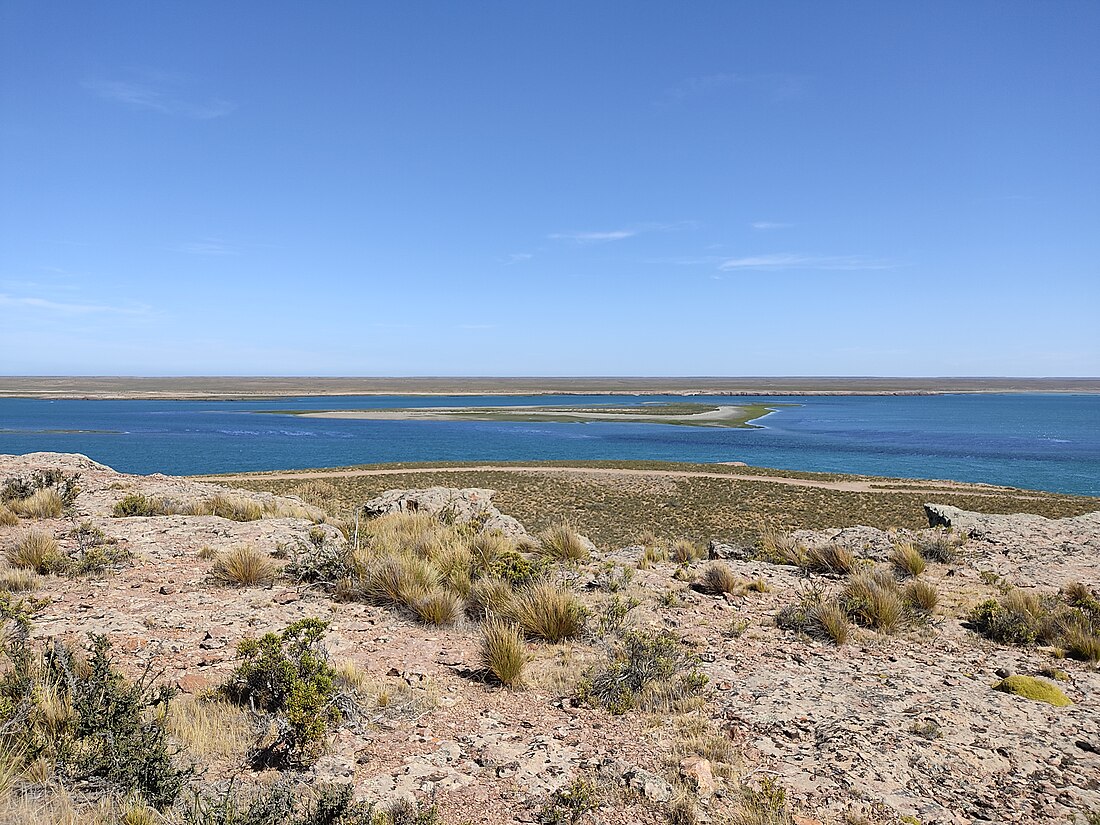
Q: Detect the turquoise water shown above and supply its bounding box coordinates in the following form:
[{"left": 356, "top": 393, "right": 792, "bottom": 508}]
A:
[{"left": 0, "top": 394, "right": 1097, "bottom": 496}]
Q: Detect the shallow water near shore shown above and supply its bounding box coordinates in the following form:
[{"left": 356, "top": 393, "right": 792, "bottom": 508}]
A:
[{"left": 0, "top": 393, "right": 1097, "bottom": 496}]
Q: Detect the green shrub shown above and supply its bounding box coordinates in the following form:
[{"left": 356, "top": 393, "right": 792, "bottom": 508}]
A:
[
  {"left": 221, "top": 618, "right": 347, "bottom": 767},
  {"left": 181, "top": 781, "right": 377, "bottom": 825},
  {"left": 0, "top": 634, "right": 192, "bottom": 809},
  {"left": 113, "top": 493, "right": 162, "bottom": 517},
  {"left": 732, "top": 776, "right": 793, "bottom": 825},
  {"left": 992, "top": 674, "right": 1071, "bottom": 707},
  {"left": 538, "top": 777, "right": 599, "bottom": 825},
  {"left": 490, "top": 550, "right": 550, "bottom": 588},
  {"left": 577, "top": 629, "right": 707, "bottom": 714}
]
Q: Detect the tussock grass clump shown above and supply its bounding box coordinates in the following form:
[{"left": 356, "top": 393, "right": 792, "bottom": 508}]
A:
[
  {"left": 195, "top": 493, "right": 264, "bottom": 522},
  {"left": 698, "top": 562, "right": 743, "bottom": 595},
  {"left": 0, "top": 566, "right": 39, "bottom": 592},
  {"left": 10, "top": 488, "right": 63, "bottom": 520},
  {"left": 758, "top": 526, "right": 805, "bottom": 566},
  {"left": 842, "top": 567, "right": 904, "bottom": 633},
  {"left": 903, "top": 579, "right": 939, "bottom": 612},
  {"left": 507, "top": 581, "right": 586, "bottom": 642},
  {"left": 479, "top": 616, "right": 528, "bottom": 687},
  {"left": 211, "top": 544, "right": 278, "bottom": 586},
  {"left": 966, "top": 584, "right": 1100, "bottom": 661},
  {"left": 467, "top": 529, "right": 514, "bottom": 573},
  {"left": 466, "top": 575, "right": 515, "bottom": 618},
  {"left": 411, "top": 587, "right": 462, "bottom": 625},
  {"left": 362, "top": 554, "right": 438, "bottom": 605},
  {"left": 732, "top": 776, "right": 794, "bottom": 825},
  {"left": 538, "top": 522, "right": 591, "bottom": 562},
  {"left": 578, "top": 629, "right": 707, "bottom": 714},
  {"left": 776, "top": 587, "right": 851, "bottom": 645},
  {"left": 891, "top": 541, "right": 926, "bottom": 578},
  {"left": 7, "top": 530, "right": 63, "bottom": 574},
  {"left": 671, "top": 538, "right": 707, "bottom": 563},
  {"left": 802, "top": 542, "right": 853, "bottom": 575},
  {"left": 919, "top": 529, "right": 964, "bottom": 563},
  {"left": 0, "top": 505, "right": 18, "bottom": 527}
]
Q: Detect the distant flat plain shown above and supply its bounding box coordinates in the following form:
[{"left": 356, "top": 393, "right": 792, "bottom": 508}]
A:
[{"left": 1, "top": 376, "right": 1098, "bottom": 400}]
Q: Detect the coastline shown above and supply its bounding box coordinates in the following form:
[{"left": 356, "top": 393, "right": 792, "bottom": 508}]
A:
[{"left": 1, "top": 375, "right": 1098, "bottom": 400}]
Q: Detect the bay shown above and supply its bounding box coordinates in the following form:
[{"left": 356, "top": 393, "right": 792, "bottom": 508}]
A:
[{"left": 0, "top": 393, "right": 1097, "bottom": 496}]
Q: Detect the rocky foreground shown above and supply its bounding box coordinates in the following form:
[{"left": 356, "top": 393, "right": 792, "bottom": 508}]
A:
[{"left": 1, "top": 452, "right": 1098, "bottom": 824}]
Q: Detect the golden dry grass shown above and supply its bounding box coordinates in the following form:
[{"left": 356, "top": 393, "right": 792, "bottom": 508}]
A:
[
  {"left": 507, "top": 581, "right": 586, "bottom": 642},
  {"left": 210, "top": 544, "right": 278, "bottom": 586},
  {"left": 7, "top": 530, "right": 62, "bottom": 574},
  {"left": 0, "top": 566, "right": 38, "bottom": 592},
  {"left": 803, "top": 543, "right": 853, "bottom": 575},
  {"left": 538, "top": 522, "right": 591, "bottom": 562},
  {"left": 0, "top": 505, "right": 19, "bottom": 527},
  {"left": 891, "top": 541, "right": 927, "bottom": 578},
  {"left": 903, "top": 579, "right": 939, "bottom": 612},
  {"left": 698, "top": 562, "right": 743, "bottom": 595},
  {"left": 166, "top": 697, "right": 253, "bottom": 760},
  {"left": 466, "top": 576, "right": 515, "bottom": 619},
  {"left": 410, "top": 587, "right": 462, "bottom": 625},
  {"left": 671, "top": 538, "right": 706, "bottom": 563},
  {"left": 479, "top": 616, "right": 528, "bottom": 687},
  {"left": 10, "top": 489, "right": 63, "bottom": 520}
]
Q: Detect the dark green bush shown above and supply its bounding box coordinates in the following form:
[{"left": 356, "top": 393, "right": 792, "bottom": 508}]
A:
[
  {"left": 221, "top": 618, "right": 348, "bottom": 767},
  {"left": 182, "top": 781, "right": 377, "bottom": 825},
  {"left": 0, "top": 633, "right": 192, "bottom": 809},
  {"left": 113, "top": 492, "right": 161, "bottom": 517},
  {"left": 577, "top": 629, "right": 706, "bottom": 714},
  {"left": 490, "top": 550, "right": 550, "bottom": 588}
]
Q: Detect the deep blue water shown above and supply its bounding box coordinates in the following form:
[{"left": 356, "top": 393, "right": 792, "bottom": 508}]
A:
[{"left": 0, "top": 394, "right": 1097, "bottom": 496}]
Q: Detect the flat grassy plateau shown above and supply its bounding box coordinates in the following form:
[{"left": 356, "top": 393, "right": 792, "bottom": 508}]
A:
[{"left": 219, "top": 460, "right": 1100, "bottom": 548}]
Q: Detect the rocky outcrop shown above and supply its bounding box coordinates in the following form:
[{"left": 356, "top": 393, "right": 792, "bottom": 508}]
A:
[{"left": 362, "top": 487, "right": 529, "bottom": 538}]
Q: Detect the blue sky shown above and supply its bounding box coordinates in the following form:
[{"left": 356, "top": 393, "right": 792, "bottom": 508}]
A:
[{"left": 1, "top": 2, "right": 1097, "bottom": 376}]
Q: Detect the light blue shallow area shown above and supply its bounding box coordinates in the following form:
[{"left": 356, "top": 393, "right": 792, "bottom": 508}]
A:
[{"left": 0, "top": 394, "right": 1097, "bottom": 496}]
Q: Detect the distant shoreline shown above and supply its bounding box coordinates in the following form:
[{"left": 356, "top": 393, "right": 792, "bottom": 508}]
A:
[{"left": 1, "top": 376, "right": 1097, "bottom": 401}]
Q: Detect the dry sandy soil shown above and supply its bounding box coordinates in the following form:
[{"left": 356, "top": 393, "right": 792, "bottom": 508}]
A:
[{"left": 1, "top": 452, "right": 1099, "bottom": 824}]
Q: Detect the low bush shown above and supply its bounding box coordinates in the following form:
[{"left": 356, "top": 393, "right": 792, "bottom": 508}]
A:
[
  {"left": 467, "top": 530, "right": 514, "bottom": 574},
  {"left": 538, "top": 777, "right": 598, "bottom": 825},
  {"left": 732, "top": 776, "right": 793, "bottom": 825},
  {"left": 180, "top": 781, "right": 379, "bottom": 825},
  {"left": 212, "top": 545, "right": 279, "bottom": 587},
  {"left": 221, "top": 618, "right": 349, "bottom": 767},
  {"left": 966, "top": 583, "right": 1100, "bottom": 661},
  {"left": 507, "top": 581, "right": 586, "bottom": 642},
  {"left": 538, "top": 523, "right": 591, "bottom": 562},
  {"left": 490, "top": 549, "right": 550, "bottom": 588},
  {"left": 479, "top": 616, "right": 527, "bottom": 687},
  {"left": 0, "top": 634, "right": 192, "bottom": 809},
  {"left": 577, "top": 629, "right": 707, "bottom": 714},
  {"left": 112, "top": 493, "right": 163, "bottom": 517},
  {"left": 204, "top": 493, "right": 264, "bottom": 522},
  {"left": 757, "top": 526, "right": 804, "bottom": 566}
]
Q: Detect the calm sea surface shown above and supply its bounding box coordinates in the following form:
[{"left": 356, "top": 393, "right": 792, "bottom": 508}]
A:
[{"left": 0, "top": 394, "right": 1097, "bottom": 496}]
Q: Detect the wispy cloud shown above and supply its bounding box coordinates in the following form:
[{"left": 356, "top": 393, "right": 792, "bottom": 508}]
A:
[
  {"left": 0, "top": 292, "right": 149, "bottom": 315},
  {"left": 549, "top": 221, "right": 696, "bottom": 244},
  {"left": 750, "top": 221, "right": 792, "bottom": 231},
  {"left": 501, "top": 252, "right": 534, "bottom": 265},
  {"left": 82, "top": 77, "right": 235, "bottom": 119},
  {"left": 171, "top": 239, "right": 238, "bottom": 256},
  {"left": 549, "top": 229, "right": 638, "bottom": 243},
  {"left": 718, "top": 253, "right": 897, "bottom": 271}
]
